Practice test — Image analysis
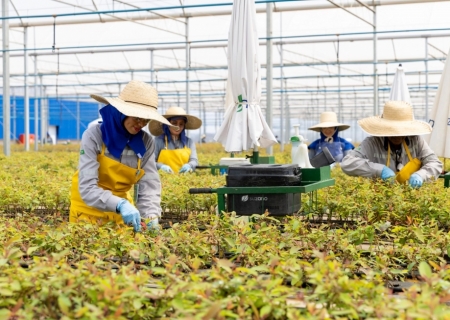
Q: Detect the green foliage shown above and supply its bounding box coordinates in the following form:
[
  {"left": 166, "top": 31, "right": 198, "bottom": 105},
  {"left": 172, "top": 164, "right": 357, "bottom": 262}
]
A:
[{"left": 0, "top": 144, "right": 449, "bottom": 317}]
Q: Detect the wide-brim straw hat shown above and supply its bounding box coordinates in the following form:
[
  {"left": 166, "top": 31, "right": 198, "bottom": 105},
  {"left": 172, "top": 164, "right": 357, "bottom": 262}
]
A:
[
  {"left": 149, "top": 106, "right": 202, "bottom": 136},
  {"left": 90, "top": 80, "right": 173, "bottom": 127},
  {"left": 308, "top": 111, "right": 350, "bottom": 132},
  {"left": 358, "top": 100, "right": 432, "bottom": 137}
]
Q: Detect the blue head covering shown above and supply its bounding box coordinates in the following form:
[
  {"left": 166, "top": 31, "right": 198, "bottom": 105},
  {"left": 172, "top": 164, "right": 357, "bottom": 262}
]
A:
[
  {"left": 99, "top": 105, "right": 147, "bottom": 159},
  {"left": 159, "top": 116, "right": 187, "bottom": 147},
  {"left": 308, "top": 128, "right": 354, "bottom": 151}
]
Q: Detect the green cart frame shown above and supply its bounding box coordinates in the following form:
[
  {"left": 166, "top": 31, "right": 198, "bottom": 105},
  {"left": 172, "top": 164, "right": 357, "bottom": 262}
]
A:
[{"left": 189, "top": 166, "right": 335, "bottom": 215}]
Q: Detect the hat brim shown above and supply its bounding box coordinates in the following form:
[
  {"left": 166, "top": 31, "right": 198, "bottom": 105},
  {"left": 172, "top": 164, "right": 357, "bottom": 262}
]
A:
[
  {"left": 148, "top": 114, "right": 202, "bottom": 136},
  {"left": 91, "top": 94, "right": 173, "bottom": 127},
  {"left": 358, "top": 116, "right": 432, "bottom": 137},
  {"left": 308, "top": 121, "right": 350, "bottom": 132}
]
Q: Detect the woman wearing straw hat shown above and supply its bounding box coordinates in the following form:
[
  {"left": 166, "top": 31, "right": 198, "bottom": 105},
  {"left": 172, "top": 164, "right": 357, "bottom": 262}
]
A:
[
  {"left": 341, "top": 101, "right": 442, "bottom": 188},
  {"left": 149, "top": 106, "right": 202, "bottom": 174},
  {"left": 308, "top": 111, "right": 355, "bottom": 163},
  {"left": 70, "top": 80, "right": 174, "bottom": 232}
]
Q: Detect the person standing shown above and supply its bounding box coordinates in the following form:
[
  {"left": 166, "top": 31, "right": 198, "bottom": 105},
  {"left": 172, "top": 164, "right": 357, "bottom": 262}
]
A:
[
  {"left": 70, "top": 80, "right": 174, "bottom": 232},
  {"left": 308, "top": 111, "right": 355, "bottom": 163},
  {"left": 341, "top": 100, "right": 442, "bottom": 188},
  {"left": 149, "top": 106, "right": 202, "bottom": 174}
]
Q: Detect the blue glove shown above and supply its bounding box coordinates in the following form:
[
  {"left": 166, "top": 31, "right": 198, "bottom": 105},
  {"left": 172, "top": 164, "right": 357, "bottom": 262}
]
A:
[
  {"left": 179, "top": 164, "right": 193, "bottom": 173},
  {"left": 116, "top": 199, "right": 141, "bottom": 232},
  {"left": 160, "top": 165, "right": 174, "bottom": 173},
  {"left": 381, "top": 166, "right": 395, "bottom": 181},
  {"left": 147, "top": 218, "right": 160, "bottom": 233},
  {"left": 409, "top": 173, "right": 423, "bottom": 188}
]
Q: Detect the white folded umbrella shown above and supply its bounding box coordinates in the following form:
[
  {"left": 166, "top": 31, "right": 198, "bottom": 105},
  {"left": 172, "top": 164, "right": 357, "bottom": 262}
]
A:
[
  {"left": 425, "top": 47, "right": 450, "bottom": 158},
  {"left": 214, "top": 0, "right": 277, "bottom": 153},
  {"left": 389, "top": 64, "right": 411, "bottom": 104}
]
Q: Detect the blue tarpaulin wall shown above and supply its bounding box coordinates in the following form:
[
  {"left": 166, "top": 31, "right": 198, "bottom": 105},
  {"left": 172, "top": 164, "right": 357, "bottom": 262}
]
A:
[{"left": 0, "top": 96, "right": 99, "bottom": 141}]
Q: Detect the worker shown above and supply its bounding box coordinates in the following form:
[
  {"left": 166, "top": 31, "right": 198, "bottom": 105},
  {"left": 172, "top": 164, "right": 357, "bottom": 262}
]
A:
[
  {"left": 308, "top": 111, "right": 355, "bottom": 162},
  {"left": 341, "top": 100, "right": 442, "bottom": 188},
  {"left": 149, "top": 106, "right": 202, "bottom": 174},
  {"left": 69, "top": 80, "right": 174, "bottom": 232}
]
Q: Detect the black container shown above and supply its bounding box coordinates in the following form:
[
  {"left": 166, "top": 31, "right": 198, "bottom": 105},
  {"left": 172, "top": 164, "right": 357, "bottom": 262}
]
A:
[
  {"left": 226, "top": 164, "right": 301, "bottom": 216},
  {"left": 226, "top": 164, "right": 302, "bottom": 187}
]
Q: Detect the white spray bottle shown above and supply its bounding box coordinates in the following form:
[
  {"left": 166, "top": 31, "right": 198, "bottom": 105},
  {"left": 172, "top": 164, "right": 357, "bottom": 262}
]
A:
[
  {"left": 290, "top": 125, "right": 301, "bottom": 166},
  {"left": 295, "top": 135, "right": 313, "bottom": 168}
]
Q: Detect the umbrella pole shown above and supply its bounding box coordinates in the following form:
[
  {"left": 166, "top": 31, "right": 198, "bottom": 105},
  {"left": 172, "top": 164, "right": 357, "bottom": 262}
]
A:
[{"left": 252, "top": 146, "right": 259, "bottom": 164}]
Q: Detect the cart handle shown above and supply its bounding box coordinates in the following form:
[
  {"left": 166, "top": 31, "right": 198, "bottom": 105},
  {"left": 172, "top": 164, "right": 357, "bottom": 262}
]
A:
[{"left": 189, "top": 188, "right": 216, "bottom": 194}]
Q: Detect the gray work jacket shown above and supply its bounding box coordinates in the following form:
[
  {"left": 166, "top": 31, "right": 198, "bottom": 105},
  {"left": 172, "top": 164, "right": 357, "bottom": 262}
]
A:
[
  {"left": 77, "top": 124, "right": 162, "bottom": 219},
  {"left": 341, "top": 136, "right": 442, "bottom": 182}
]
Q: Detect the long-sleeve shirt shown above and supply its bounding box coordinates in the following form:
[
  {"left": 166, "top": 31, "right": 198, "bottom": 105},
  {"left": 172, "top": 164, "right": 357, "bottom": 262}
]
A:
[
  {"left": 78, "top": 124, "right": 162, "bottom": 219},
  {"left": 154, "top": 136, "right": 199, "bottom": 170},
  {"left": 341, "top": 136, "right": 442, "bottom": 181}
]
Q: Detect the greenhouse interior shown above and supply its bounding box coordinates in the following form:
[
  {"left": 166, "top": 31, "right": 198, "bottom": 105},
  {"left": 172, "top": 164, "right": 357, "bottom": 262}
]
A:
[{"left": 1, "top": 0, "right": 450, "bottom": 318}]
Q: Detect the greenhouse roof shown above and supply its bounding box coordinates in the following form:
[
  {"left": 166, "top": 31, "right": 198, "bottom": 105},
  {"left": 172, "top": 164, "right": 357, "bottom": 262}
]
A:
[{"left": 1, "top": 0, "right": 450, "bottom": 144}]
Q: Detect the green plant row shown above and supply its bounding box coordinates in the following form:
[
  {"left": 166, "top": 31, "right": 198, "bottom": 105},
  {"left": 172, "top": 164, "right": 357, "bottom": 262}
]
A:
[{"left": 1, "top": 214, "right": 450, "bottom": 318}]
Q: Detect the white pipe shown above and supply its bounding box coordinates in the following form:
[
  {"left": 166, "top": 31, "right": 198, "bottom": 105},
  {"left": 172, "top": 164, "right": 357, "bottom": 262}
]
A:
[
  {"left": 266, "top": 2, "right": 273, "bottom": 155},
  {"left": 3, "top": 0, "right": 11, "bottom": 156},
  {"left": 76, "top": 95, "right": 80, "bottom": 140},
  {"left": 39, "top": 76, "right": 44, "bottom": 144},
  {"left": 280, "top": 43, "right": 284, "bottom": 151},
  {"left": 24, "top": 26, "right": 29, "bottom": 151},
  {"left": 34, "top": 55, "right": 38, "bottom": 151},
  {"left": 425, "top": 37, "right": 429, "bottom": 121},
  {"left": 3, "top": 31, "right": 444, "bottom": 58},
  {"left": 150, "top": 50, "right": 154, "bottom": 85},
  {"left": 185, "top": 17, "right": 190, "bottom": 116},
  {"left": 2, "top": 0, "right": 447, "bottom": 28},
  {"left": 373, "top": 4, "right": 379, "bottom": 116}
]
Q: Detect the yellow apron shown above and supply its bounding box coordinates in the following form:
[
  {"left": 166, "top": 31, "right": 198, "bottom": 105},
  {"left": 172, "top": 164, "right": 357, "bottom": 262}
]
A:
[
  {"left": 69, "top": 144, "right": 145, "bottom": 225},
  {"left": 386, "top": 140, "right": 422, "bottom": 184},
  {"left": 157, "top": 136, "right": 191, "bottom": 173}
]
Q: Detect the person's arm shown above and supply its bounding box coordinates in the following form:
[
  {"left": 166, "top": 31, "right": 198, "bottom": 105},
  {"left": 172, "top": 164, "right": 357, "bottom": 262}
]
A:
[
  {"left": 413, "top": 136, "right": 443, "bottom": 181},
  {"left": 187, "top": 138, "right": 199, "bottom": 170},
  {"left": 341, "top": 138, "right": 385, "bottom": 178},
  {"left": 153, "top": 137, "right": 164, "bottom": 170},
  {"left": 78, "top": 127, "right": 122, "bottom": 212},
  {"left": 342, "top": 139, "right": 355, "bottom": 157},
  {"left": 136, "top": 134, "right": 162, "bottom": 219}
]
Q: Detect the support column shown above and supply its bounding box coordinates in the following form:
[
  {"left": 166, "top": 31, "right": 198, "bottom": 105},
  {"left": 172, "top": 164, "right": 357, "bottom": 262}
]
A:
[
  {"left": 76, "top": 95, "right": 80, "bottom": 140},
  {"left": 185, "top": 18, "right": 190, "bottom": 115},
  {"left": 39, "top": 76, "right": 45, "bottom": 144},
  {"left": 285, "top": 79, "right": 290, "bottom": 144},
  {"left": 373, "top": 3, "right": 379, "bottom": 115},
  {"left": 24, "top": 27, "right": 30, "bottom": 151},
  {"left": 425, "top": 37, "right": 429, "bottom": 121},
  {"left": 34, "top": 56, "right": 39, "bottom": 151},
  {"left": 150, "top": 49, "right": 154, "bottom": 86},
  {"left": 279, "top": 43, "right": 284, "bottom": 151},
  {"left": 266, "top": 2, "right": 273, "bottom": 155},
  {"left": 2, "top": 0, "right": 11, "bottom": 156}
]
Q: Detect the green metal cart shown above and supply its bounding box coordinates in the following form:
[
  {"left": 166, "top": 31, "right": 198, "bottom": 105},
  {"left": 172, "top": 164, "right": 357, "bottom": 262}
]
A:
[{"left": 189, "top": 166, "right": 335, "bottom": 215}]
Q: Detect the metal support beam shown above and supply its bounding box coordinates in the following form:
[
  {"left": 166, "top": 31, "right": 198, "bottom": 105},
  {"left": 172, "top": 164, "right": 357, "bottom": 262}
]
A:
[
  {"left": 425, "top": 37, "right": 429, "bottom": 121},
  {"left": 34, "top": 55, "right": 38, "bottom": 151},
  {"left": 2, "top": 0, "right": 448, "bottom": 28},
  {"left": 150, "top": 49, "right": 154, "bottom": 86},
  {"left": 24, "top": 26, "right": 29, "bottom": 151},
  {"left": 279, "top": 43, "right": 284, "bottom": 151},
  {"left": 266, "top": 2, "right": 273, "bottom": 155},
  {"left": 185, "top": 17, "right": 190, "bottom": 117},
  {"left": 373, "top": 3, "right": 379, "bottom": 115},
  {"left": 2, "top": 0, "right": 11, "bottom": 156}
]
